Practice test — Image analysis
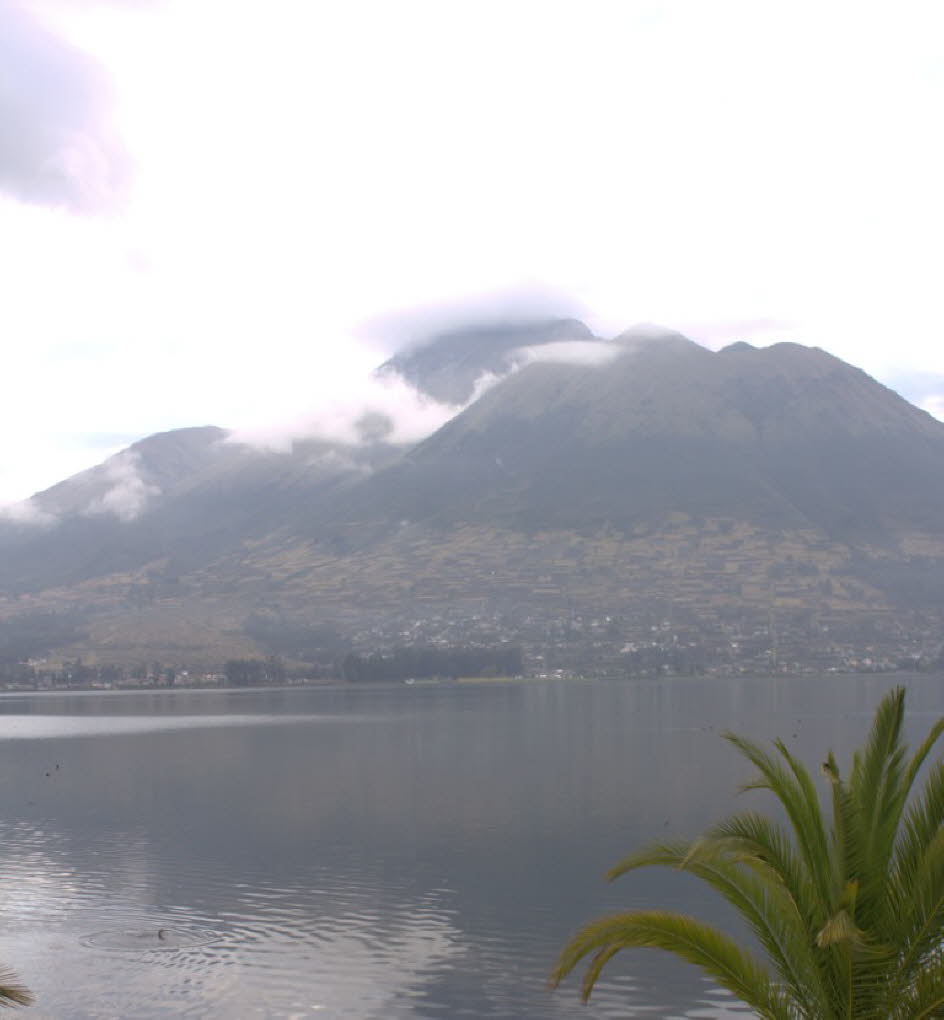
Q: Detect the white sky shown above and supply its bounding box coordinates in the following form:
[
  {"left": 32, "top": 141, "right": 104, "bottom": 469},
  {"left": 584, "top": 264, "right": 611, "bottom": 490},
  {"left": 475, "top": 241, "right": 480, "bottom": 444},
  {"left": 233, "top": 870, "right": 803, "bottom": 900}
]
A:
[{"left": 2, "top": 0, "right": 943, "bottom": 503}]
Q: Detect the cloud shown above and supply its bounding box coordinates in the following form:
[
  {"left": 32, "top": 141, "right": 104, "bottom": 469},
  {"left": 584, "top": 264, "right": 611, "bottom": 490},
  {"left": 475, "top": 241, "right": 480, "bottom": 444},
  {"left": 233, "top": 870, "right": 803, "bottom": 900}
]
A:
[
  {"left": 232, "top": 321, "right": 624, "bottom": 455},
  {"left": 84, "top": 450, "right": 158, "bottom": 521},
  {"left": 0, "top": 0, "right": 130, "bottom": 210},
  {"left": 355, "top": 285, "right": 590, "bottom": 357},
  {"left": 229, "top": 318, "right": 624, "bottom": 455},
  {"left": 438, "top": 338, "right": 622, "bottom": 408},
  {"left": 303, "top": 446, "right": 372, "bottom": 476},
  {"left": 0, "top": 497, "right": 56, "bottom": 526},
  {"left": 511, "top": 340, "right": 619, "bottom": 368},
  {"left": 228, "top": 372, "right": 461, "bottom": 453},
  {"left": 39, "top": 1, "right": 162, "bottom": 7}
]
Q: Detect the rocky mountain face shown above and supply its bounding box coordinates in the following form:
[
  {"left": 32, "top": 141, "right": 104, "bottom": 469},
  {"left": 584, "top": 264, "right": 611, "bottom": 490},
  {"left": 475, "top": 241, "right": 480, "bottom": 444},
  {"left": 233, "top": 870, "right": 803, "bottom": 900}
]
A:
[{"left": 3, "top": 323, "right": 944, "bottom": 666}]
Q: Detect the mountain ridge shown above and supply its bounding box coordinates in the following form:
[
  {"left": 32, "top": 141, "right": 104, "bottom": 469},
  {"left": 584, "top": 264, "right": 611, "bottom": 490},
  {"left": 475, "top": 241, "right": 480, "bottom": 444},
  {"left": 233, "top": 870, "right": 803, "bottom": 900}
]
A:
[
  {"left": 323, "top": 333, "right": 944, "bottom": 540},
  {"left": 2, "top": 325, "right": 944, "bottom": 667}
]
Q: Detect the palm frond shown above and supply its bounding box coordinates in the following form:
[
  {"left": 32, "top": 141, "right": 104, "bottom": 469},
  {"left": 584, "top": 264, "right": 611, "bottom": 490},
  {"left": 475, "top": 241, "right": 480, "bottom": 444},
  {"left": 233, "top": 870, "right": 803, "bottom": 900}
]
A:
[
  {"left": 821, "top": 753, "right": 859, "bottom": 900},
  {"left": 884, "top": 830, "right": 944, "bottom": 1011},
  {"left": 0, "top": 967, "right": 32, "bottom": 1009},
  {"left": 724, "top": 731, "right": 834, "bottom": 913},
  {"left": 904, "top": 717, "right": 944, "bottom": 796},
  {"left": 554, "top": 687, "right": 944, "bottom": 1019},
  {"left": 608, "top": 836, "right": 830, "bottom": 1012},
  {"left": 849, "top": 687, "right": 905, "bottom": 830},
  {"left": 850, "top": 689, "right": 909, "bottom": 910},
  {"left": 888, "top": 949, "right": 944, "bottom": 1020},
  {"left": 706, "top": 812, "right": 819, "bottom": 922},
  {"left": 894, "top": 760, "right": 944, "bottom": 908},
  {"left": 551, "top": 909, "right": 794, "bottom": 1018}
]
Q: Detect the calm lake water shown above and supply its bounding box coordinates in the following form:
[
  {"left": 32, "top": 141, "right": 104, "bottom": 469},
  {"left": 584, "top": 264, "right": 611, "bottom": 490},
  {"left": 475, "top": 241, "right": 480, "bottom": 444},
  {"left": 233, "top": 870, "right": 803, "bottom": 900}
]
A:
[{"left": 0, "top": 674, "right": 942, "bottom": 1018}]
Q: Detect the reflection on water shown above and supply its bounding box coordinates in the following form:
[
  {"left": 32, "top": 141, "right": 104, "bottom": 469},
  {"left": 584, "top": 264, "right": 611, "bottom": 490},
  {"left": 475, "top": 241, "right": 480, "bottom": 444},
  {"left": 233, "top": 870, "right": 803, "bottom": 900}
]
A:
[
  {"left": 0, "top": 676, "right": 940, "bottom": 1017},
  {"left": 0, "top": 713, "right": 339, "bottom": 740}
]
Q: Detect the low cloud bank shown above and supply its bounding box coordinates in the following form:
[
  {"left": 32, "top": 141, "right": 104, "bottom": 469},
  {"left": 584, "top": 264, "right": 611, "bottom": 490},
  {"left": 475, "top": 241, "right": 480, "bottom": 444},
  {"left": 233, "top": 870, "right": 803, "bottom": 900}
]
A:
[
  {"left": 511, "top": 340, "right": 619, "bottom": 368},
  {"left": 0, "top": 497, "right": 56, "bottom": 526},
  {"left": 355, "top": 285, "right": 590, "bottom": 357},
  {"left": 1, "top": 449, "right": 159, "bottom": 526},
  {"left": 84, "top": 450, "right": 159, "bottom": 521},
  {"left": 230, "top": 331, "right": 625, "bottom": 455},
  {"left": 230, "top": 326, "right": 629, "bottom": 455},
  {"left": 227, "top": 373, "right": 461, "bottom": 453},
  {"left": 1, "top": 324, "right": 631, "bottom": 523}
]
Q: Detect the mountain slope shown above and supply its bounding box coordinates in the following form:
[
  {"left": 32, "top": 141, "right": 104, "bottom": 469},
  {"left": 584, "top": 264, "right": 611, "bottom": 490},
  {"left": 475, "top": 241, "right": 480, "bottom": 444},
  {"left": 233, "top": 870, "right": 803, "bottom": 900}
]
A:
[
  {"left": 325, "top": 331, "right": 944, "bottom": 541},
  {"left": 3, "top": 327, "right": 944, "bottom": 664},
  {"left": 32, "top": 426, "right": 229, "bottom": 520},
  {"left": 0, "top": 428, "right": 403, "bottom": 594}
]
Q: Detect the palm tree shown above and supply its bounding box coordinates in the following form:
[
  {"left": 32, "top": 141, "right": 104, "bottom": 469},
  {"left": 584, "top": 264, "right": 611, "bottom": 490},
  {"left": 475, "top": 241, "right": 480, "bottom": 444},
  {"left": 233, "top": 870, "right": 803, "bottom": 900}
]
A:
[
  {"left": 0, "top": 965, "right": 30, "bottom": 1009},
  {"left": 552, "top": 686, "right": 944, "bottom": 1018}
]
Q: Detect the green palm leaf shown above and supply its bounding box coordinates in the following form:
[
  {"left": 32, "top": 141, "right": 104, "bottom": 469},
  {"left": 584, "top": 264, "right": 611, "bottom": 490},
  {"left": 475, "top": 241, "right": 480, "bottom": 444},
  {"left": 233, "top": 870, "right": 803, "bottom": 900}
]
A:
[
  {"left": 553, "top": 685, "right": 944, "bottom": 1019},
  {"left": 607, "top": 836, "right": 830, "bottom": 1012},
  {"left": 551, "top": 909, "right": 793, "bottom": 1018},
  {"left": 889, "top": 949, "right": 944, "bottom": 1019}
]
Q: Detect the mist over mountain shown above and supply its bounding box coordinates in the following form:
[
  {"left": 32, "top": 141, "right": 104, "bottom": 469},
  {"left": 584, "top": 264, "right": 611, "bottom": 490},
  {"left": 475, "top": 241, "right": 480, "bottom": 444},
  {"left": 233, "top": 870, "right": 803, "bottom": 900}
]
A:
[
  {"left": 3, "top": 322, "right": 944, "bottom": 669},
  {"left": 376, "top": 317, "right": 599, "bottom": 403},
  {"left": 31, "top": 426, "right": 229, "bottom": 521},
  {"left": 0, "top": 426, "right": 400, "bottom": 594}
]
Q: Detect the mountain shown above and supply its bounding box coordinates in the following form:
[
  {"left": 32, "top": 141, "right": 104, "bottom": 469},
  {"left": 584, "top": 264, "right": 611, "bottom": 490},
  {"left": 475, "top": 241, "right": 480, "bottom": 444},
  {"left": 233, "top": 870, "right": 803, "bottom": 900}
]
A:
[
  {"left": 342, "top": 329, "right": 944, "bottom": 540},
  {"left": 31, "top": 426, "right": 229, "bottom": 520},
  {"left": 376, "top": 317, "right": 598, "bottom": 403},
  {"left": 2, "top": 326, "right": 944, "bottom": 668},
  {"left": 0, "top": 427, "right": 401, "bottom": 594}
]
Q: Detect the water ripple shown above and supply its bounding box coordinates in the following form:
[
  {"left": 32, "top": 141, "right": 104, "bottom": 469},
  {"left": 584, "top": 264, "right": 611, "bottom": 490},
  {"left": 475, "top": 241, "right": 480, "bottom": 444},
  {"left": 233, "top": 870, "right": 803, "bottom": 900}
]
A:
[{"left": 81, "top": 926, "right": 220, "bottom": 952}]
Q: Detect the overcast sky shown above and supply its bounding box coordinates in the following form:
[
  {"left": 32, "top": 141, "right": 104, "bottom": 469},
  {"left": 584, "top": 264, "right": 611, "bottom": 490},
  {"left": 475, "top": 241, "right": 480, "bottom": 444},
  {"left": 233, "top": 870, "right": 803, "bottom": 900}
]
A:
[{"left": 2, "top": 0, "right": 943, "bottom": 503}]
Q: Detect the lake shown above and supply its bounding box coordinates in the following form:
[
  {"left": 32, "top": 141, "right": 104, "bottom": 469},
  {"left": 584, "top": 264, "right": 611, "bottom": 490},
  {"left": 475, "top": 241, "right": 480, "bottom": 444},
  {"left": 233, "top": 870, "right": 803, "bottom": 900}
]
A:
[{"left": 0, "top": 674, "right": 941, "bottom": 1018}]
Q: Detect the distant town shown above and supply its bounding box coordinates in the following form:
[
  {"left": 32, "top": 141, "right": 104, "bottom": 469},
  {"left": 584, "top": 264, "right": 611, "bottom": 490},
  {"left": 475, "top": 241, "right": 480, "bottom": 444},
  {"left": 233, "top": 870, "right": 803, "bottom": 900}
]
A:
[{"left": 3, "top": 603, "right": 942, "bottom": 691}]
